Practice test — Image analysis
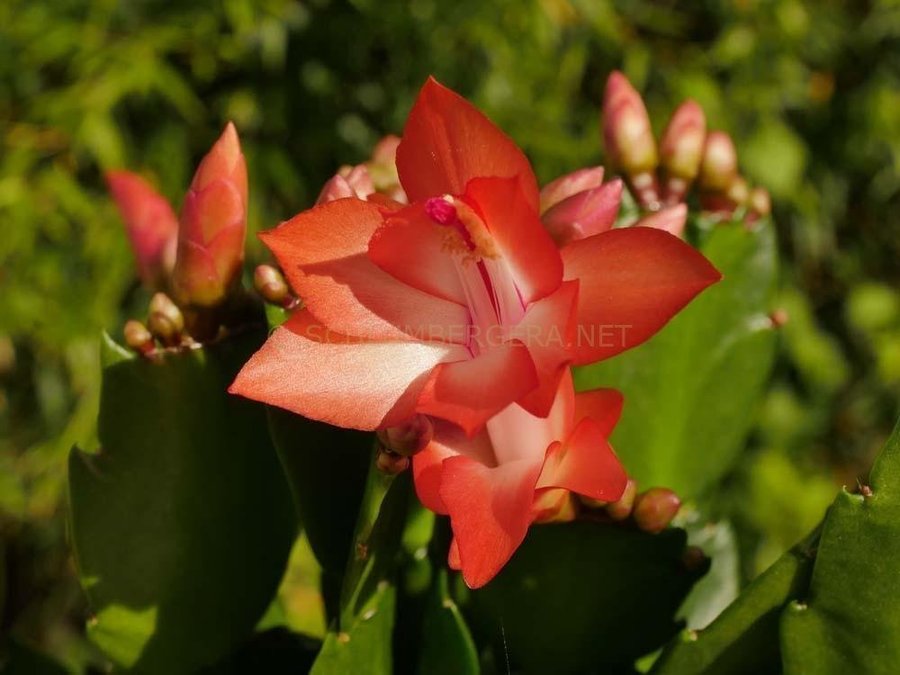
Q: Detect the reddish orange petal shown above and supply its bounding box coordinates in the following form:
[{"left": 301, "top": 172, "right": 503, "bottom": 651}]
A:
[
  {"left": 510, "top": 281, "right": 578, "bottom": 417},
  {"left": 396, "top": 78, "right": 539, "bottom": 210},
  {"left": 562, "top": 227, "right": 721, "bottom": 365},
  {"left": 574, "top": 388, "right": 624, "bottom": 437},
  {"left": 463, "top": 176, "right": 562, "bottom": 304},
  {"left": 412, "top": 421, "right": 494, "bottom": 515},
  {"left": 368, "top": 203, "right": 467, "bottom": 305},
  {"left": 439, "top": 456, "right": 541, "bottom": 588},
  {"left": 417, "top": 341, "right": 538, "bottom": 436},
  {"left": 229, "top": 310, "right": 468, "bottom": 431},
  {"left": 262, "top": 198, "right": 468, "bottom": 343},
  {"left": 106, "top": 171, "right": 178, "bottom": 284},
  {"left": 536, "top": 418, "right": 628, "bottom": 501}
]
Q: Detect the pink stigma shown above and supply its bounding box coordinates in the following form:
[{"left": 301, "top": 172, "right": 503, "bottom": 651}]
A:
[{"left": 425, "top": 197, "right": 458, "bottom": 225}]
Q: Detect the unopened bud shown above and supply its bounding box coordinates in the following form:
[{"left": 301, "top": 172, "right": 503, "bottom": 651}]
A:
[
  {"left": 660, "top": 100, "right": 706, "bottom": 204},
  {"left": 660, "top": 101, "right": 706, "bottom": 180},
  {"left": 173, "top": 122, "right": 248, "bottom": 307},
  {"left": 375, "top": 448, "right": 410, "bottom": 475},
  {"left": 769, "top": 308, "right": 789, "bottom": 328},
  {"left": 698, "top": 131, "right": 738, "bottom": 192},
  {"left": 147, "top": 292, "right": 184, "bottom": 345},
  {"left": 725, "top": 176, "right": 750, "bottom": 206},
  {"left": 367, "top": 135, "right": 403, "bottom": 200},
  {"left": 606, "top": 478, "right": 637, "bottom": 521},
  {"left": 532, "top": 488, "right": 578, "bottom": 523},
  {"left": 602, "top": 72, "right": 658, "bottom": 176},
  {"left": 749, "top": 187, "right": 771, "bottom": 218},
  {"left": 634, "top": 203, "right": 687, "bottom": 238},
  {"left": 106, "top": 171, "right": 178, "bottom": 288},
  {"left": 539, "top": 166, "right": 605, "bottom": 214},
  {"left": 633, "top": 487, "right": 681, "bottom": 534},
  {"left": 541, "top": 179, "right": 623, "bottom": 247},
  {"left": 317, "top": 164, "right": 376, "bottom": 204},
  {"left": 375, "top": 415, "right": 433, "bottom": 457},
  {"left": 123, "top": 320, "right": 155, "bottom": 355},
  {"left": 253, "top": 264, "right": 290, "bottom": 306}
]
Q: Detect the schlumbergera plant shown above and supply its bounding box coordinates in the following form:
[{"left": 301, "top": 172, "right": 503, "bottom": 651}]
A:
[{"left": 66, "top": 72, "right": 900, "bottom": 675}]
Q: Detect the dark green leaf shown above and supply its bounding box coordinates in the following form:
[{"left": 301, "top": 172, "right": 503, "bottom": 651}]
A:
[
  {"left": 267, "top": 408, "right": 372, "bottom": 579},
  {"left": 574, "top": 220, "right": 778, "bottom": 498},
  {"left": 68, "top": 331, "right": 297, "bottom": 673},
  {"left": 310, "top": 471, "right": 411, "bottom": 675},
  {"left": 464, "top": 521, "right": 707, "bottom": 673},
  {"left": 780, "top": 417, "right": 900, "bottom": 673},
  {"left": 418, "top": 570, "right": 479, "bottom": 675},
  {"left": 652, "top": 528, "right": 818, "bottom": 675}
]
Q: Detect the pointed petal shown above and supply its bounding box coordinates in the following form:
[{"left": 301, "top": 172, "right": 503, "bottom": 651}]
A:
[
  {"left": 439, "top": 456, "right": 541, "bottom": 588},
  {"left": 562, "top": 227, "right": 721, "bottom": 365},
  {"left": 106, "top": 171, "right": 178, "bottom": 283},
  {"left": 191, "top": 122, "right": 247, "bottom": 204},
  {"left": 574, "top": 388, "right": 624, "bottom": 437},
  {"left": 635, "top": 204, "right": 687, "bottom": 238},
  {"left": 510, "top": 281, "right": 578, "bottom": 417},
  {"left": 448, "top": 538, "right": 462, "bottom": 570},
  {"left": 229, "top": 310, "right": 468, "bottom": 431},
  {"left": 539, "top": 166, "right": 605, "bottom": 214},
  {"left": 412, "top": 421, "right": 495, "bottom": 515},
  {"left": 541, "top": 179, "right": 623, "bottom": 248},
  {"left": 536, "top": 418, "right": 628, "bottom": 501},
  {"left": 417, "top": 340, "right": 538, "bottom": 436},
  {"left": 396, "top": 77, "right": 539, "bottom": 209},
  {"left": 463, "top": 176, "right": 562, "bottom": 304},
  {"left": 262, "top": 198, "right": 469, "bottom": 343},
  {"left": 368, "top": 203, "right": 467, "bottom": 305}
]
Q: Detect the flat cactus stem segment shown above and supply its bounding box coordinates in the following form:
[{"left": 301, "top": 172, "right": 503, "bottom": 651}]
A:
[
  {"left": 780, "top": 417, "right": 900, "bottom": 674},
  {"left": 652, "top": 528, "right": 818, "bottom": 674}
]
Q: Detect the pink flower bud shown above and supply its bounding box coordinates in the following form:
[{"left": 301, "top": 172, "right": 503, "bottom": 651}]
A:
[
  {"left": 633, "top": 487, "right": 681, "bottom": 534},
  {"left": 539, "top": 166, "right": 605, "bottom": 214},
  {"left": 659, "top": 100, "right": 706, "bottom": 204},
  {"left": 123, "top": 319, "right": 155, "bottom": 356},
  {"left": 173, "top": 122, "right": 248, "bottom": 307},
  {"left": 541, "top": 179, "right": 623, "bottom": 247},
  {"left": 660, "top": 100, "right": 706, "bottom": 181},
  {"left": 698, "top": 131, "right": 738, "bottom": 192},
  {"left": 368, "top": 135, "right": 406, "bottom": 202},
  {"left": 253, "top": 264, "right": 290, "bottom": 306},
  {"left": 106, "top": 171, "right": 178, "bottom": 287},
  {"left": 375, "top": 448, "right": 410, "bottom": 475},
  {"left": 316, "top": 164, "right": 376, "bottom": 204},
  {"left": 375, "top": 415, "right": 433, "bottom": 457},
  {"left": 606, "top": 478, "right": 637, "bottom": 521},
  {"left": 602, "top": 72, "right": 658, "bottom": 176},
  {"left": 635, "top": 203, "right": 688, "bottom": 239},
  {"left": 147, "top": 292, "right": 185, "bottom": 346}
]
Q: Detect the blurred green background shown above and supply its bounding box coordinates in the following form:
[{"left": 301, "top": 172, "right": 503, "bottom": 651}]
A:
[{"left": 1, "top": 0, "right": 899, "bottom": 669}]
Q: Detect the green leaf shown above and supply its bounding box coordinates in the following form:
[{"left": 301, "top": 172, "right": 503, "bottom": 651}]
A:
[
  {"left": 780, "top": 417, "right": 900, "bottom": 673},
  {"left": 310, "top": 471, "right": 411, "bottom": 675},
  {"left": 267, "top": 408, "right": 373, "bottom": 580},
  {"left": 652, "top": 529, "right": 818, "bottom": 674},
  {"left": 68, "top": 331, "right": 297, "bottom": 673},
  {"left": 199, "top": 628, "right": 322, "bottom": 674},
  {"left": 464, "top": 521, "right": 707, "bottom": 673},
  {"left": 418, "top": 570, "right": 479, "bottom": 675},
  {"left": 574, "top": 220, "right": 778, "bottom": 498}
]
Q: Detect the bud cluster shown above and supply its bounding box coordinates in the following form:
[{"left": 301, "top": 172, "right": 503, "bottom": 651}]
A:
[
  {"left": 579, "top": 479, "right": 682, "bottom": 534},
  {"left": 601, "top": 71, "right": 771, "bottom": 223},
  {"left": 316, "top": 135, "right": 407, "bottom": 206}
]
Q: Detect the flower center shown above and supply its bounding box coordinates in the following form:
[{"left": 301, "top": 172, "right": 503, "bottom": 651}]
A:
[{"left": 425, "top": 195, "right": 525, "bottom": 355}]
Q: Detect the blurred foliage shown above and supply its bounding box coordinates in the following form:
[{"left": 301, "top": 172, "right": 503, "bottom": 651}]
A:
[{"left": 1, "top": 0, "right": 898, "bottom": 668}]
